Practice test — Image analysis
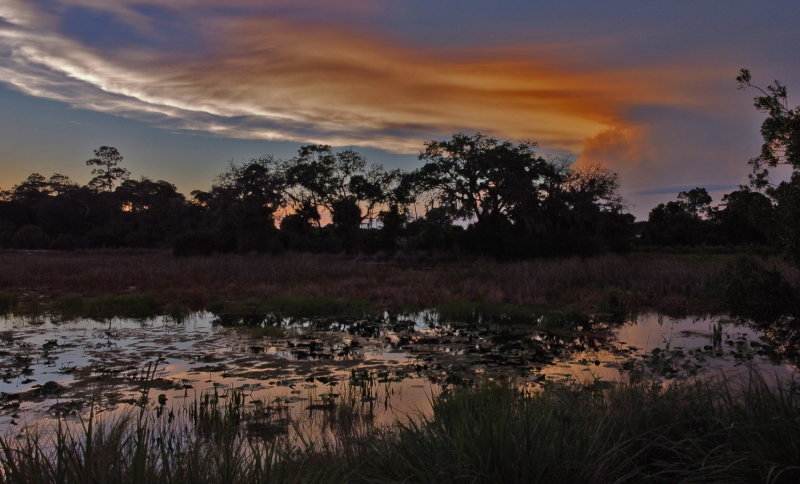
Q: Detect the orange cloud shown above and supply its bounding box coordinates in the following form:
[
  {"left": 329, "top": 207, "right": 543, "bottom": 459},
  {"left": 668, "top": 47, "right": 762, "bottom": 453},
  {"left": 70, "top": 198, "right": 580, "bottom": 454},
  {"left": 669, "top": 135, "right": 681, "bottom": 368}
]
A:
[
  {"left": 0, "top": 0, "right": 731, "bottom": 163},
  {"left": 579, "top": 126, "right": 647, "bottom": 167}
]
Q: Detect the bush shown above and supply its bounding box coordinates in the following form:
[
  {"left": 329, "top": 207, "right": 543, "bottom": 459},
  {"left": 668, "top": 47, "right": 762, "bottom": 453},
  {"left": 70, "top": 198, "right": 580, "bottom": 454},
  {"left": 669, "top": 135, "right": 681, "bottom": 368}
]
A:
[
  {"left": 721, "top": 256, "right": 800, "bottom": 323},
  {"left": 12, "top": 224, "right": 49, "bottom": 249},
  {"left": 173, "top": 232, "right": 217, "bottom": 257},
  {"left": 50, "top": 233, "right": 84, "bottom": 250},
  {"left": 0, "top": 292, "right": 17, "bottom": 314},
  {"left": 0, "top": 220, "right": 16, "bottom": 248}
]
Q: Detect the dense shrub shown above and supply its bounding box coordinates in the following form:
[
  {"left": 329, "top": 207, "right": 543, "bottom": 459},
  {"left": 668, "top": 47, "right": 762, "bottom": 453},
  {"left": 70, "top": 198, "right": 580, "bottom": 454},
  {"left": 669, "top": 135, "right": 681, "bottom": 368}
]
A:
[{"left": 12, "top": 224, "right": 49, "bottom": 249}]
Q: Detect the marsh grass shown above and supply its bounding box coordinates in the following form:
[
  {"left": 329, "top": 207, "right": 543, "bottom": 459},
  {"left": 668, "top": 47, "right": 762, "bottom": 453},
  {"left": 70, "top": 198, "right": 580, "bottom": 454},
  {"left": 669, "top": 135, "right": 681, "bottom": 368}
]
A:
[
  {"left": 206, "top": 296, "right": 380, "bottom": 320},
  {"left": 51, "top": 293, "right": 157, "bottom": 318},
  {"left": 264, "top": 296, "right": 376, "bottom": 318},
  {"left": 358, "top": 374, "right": 800, "bottom": 483},
  {"left": 1, "top": 251, "right": 790, "bottom": 317},
  {"left": 0, "top": 402, "right": 328, "bottom": 483},
  {"left": 536, "top": 306, "right": 593, "bottom": 330},
  {"left": 0, "top": 291, "right": 16, "bottom": 314},
  {"left": 163, "top": 301, "right": 191, "bottom": 323},
  {"left": 435, "top": 299, "right": 535, "bottom": 323},
  {"left": 1, "top": 372, "right": 798, "bottom": 483},
  {"left": 595, "top": 286, "right": 635, "bottom": 322}
]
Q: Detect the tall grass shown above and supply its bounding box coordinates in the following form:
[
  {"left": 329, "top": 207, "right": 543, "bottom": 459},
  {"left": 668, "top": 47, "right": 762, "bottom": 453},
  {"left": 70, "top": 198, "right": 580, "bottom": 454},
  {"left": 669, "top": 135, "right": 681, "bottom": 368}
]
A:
[
  {"left": 0, "top": 291, "right": 16, "bottom": 314},
  {"left": 0, "top": 389, "right": 348, "bottom": 483},
  {"left": 51, "top": 293, "right": 157, "bottom": 318},
  {"left": 1, "top": 373, "right": 798, "bottom": 483},
  {"left": 1, "top": 251, "right": 790, "bottom": 316},
  {"left": 208, "top": 296, "right": 377, "bottom": 319},
  {"left": 357, "top": 374, "right": 800, "bottom": 483}
]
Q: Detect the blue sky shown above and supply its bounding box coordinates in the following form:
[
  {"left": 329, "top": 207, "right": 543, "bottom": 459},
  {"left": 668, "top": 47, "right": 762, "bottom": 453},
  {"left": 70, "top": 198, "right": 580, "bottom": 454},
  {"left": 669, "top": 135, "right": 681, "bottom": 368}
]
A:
[{"left": 1, "top": 1, "right": 799, "bottom": 218}]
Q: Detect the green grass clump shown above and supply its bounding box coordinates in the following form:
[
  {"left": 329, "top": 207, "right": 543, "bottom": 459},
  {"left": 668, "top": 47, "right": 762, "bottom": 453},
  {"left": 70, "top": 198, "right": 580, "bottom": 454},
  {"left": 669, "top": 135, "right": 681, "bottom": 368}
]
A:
[
  {"left": 54, "top": 294, "right": 85, "bottom": 314},
  {"left": 595, "top": 286, "right": 635, "bottom": 322},
  {"left": 207, "top": 296, "right": 376, "bottom": 319},
  {"left": 164, "top": 301, "right": 191, "bottom": 323},
  {"left": 436, "top": 299, "right": 534, "bottom": 323},
  {"left": 264, "top": 295, "right": 375, "bottom": 318},
  {"left": 536, "top": 306, "right": 592, "bottom": 330},
  {"left": 17, "top": 298, "right": 42, "bottom": 315},
  {"left": 0, "top": 292, "right": 17, "bottom": 314},
  {"left": 83, "top": 294, "right": 158, "bottom": 318},
  {"left": 53, "top": 294, "right": 165, "bottom": 319}
]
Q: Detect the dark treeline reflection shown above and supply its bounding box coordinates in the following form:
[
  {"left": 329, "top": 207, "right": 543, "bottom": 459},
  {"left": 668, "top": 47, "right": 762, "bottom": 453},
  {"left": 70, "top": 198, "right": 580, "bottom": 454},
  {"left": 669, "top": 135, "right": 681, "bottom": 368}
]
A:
[{"left": 0, "top": 127, "right": 794, "bottom": 259}]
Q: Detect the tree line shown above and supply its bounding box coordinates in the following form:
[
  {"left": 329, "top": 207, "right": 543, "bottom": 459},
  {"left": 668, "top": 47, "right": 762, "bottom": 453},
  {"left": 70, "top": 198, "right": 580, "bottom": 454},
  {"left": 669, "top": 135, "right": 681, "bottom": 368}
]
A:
[
  {"left": 0, "top": 134, "right": 631, "bottom": 258},
  {"left": 643, "top": 70, "right": 800, "bottom": 262},
  {"left": 1, "top": 71, "right": 799, "bottom": 260}
]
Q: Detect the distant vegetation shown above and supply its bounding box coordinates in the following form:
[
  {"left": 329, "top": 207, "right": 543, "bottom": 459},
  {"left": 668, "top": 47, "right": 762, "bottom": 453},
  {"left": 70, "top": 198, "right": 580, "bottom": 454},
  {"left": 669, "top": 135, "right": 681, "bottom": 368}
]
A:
[
  {"left": 1, "top": 71, "right": 798, "bottom": 261},
  {"left": 2, "top": 251, "right": 794, "bottom": 319},
  {"left": 0, "top": 134, "right": 631, "bottom": 258}
]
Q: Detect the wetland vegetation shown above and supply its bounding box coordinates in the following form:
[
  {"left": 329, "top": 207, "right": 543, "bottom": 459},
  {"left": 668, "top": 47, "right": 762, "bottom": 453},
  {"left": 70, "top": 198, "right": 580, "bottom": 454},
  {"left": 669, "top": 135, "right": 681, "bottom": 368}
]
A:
[
  {"left": 0, "top": 367, "right": 798, "bottom": 483},
  {"left": 0, "top": 291, "right": 798, "bottom": 483},
  {"left": 1, "top": 250, "right": 795, "bottom": 318}
]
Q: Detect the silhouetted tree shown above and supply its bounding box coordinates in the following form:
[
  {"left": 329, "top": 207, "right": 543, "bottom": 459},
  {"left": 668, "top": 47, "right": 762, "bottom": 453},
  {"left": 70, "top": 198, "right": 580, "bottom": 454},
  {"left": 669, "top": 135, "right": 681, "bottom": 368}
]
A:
[
  {"left": 643, "top": 201, "right": 700, "bottom": 246},
  {"left": 279, "top": 201, "right": 321, "bottom": 251},
  {"left": 193, "top": 157, "right": 286, "bottom": 253},
  {"left": 641, "top": 187, "right": 718, "bottom": 246},
  {"left": 0, "top": 136, "right": 642, "bottom": 257},
  {"left": 86, "top": 146, "right": 130, "bottom": 192},
  {"left": 769, "top": 176, "right": 800, "bottom": 260},
  {"left": 557, "top": 163, "right": 629, "bottom": 254},
  {"left": 9, "top": 173, "right": 50, "bottom": 203},
  {"left": 285, "top": 145, "right": 401, "bottom": 251},
  {"left": 417, "top": 133, "right": 556, "bottom": 224},
  {"left": 115, "top": 178, "right": 189, "bottom": 247},
  {"left": 416, "top": 133, "right": 631, "bottom": 257},
  {"left": 405, "top": 207, "right": 462, "bottom": 252},
  {"left": 738, "top": 69, "right": 800, "bottom": 261},
  {"left": 415, "top": 133, "right": 559, "bottom": 256},
  {"left": 714, "top": 188, "right": 774, "bottom": 245},
  {"left": 677, "top": 187, "right": 712, "bottom": 219},
  {"left": 13, "top": 225, "right": 49, "bottom": 249}
]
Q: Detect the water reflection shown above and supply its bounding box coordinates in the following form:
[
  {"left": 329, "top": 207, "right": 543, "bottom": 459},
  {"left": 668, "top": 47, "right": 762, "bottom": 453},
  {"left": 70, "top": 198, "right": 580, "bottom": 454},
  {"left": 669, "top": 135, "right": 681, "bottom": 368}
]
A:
[{"left": 0, "top": 310, "right": 797, "bottom": 434}]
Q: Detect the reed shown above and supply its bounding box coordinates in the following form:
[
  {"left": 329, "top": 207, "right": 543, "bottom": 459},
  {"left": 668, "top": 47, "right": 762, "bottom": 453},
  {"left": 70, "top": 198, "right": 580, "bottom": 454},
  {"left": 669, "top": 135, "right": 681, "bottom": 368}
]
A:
[
  {"left": 2, "top": 250, "right": 792, "bottom": 317},
  {"left": 356, "top": 373, "right": 800, "bottom": 482},
  {"left": 1, "top": 372, "right": 798, "bottom": 483},
  {"left": 0, "top": 291, "right": 16, "bottom": 314}
]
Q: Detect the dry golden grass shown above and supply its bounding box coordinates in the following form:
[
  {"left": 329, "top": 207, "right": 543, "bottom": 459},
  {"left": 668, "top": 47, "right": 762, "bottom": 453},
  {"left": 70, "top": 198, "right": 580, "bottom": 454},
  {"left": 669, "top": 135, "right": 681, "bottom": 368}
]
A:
[{"left": 0, "top": 250, "right": 794, "bottom": 315}]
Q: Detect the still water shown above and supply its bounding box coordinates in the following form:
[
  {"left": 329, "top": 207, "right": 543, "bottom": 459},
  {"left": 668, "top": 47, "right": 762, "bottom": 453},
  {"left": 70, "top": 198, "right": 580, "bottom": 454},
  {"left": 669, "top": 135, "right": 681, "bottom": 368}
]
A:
[{"left": 0, "top": 311, "right": 796, "bottom": 433}]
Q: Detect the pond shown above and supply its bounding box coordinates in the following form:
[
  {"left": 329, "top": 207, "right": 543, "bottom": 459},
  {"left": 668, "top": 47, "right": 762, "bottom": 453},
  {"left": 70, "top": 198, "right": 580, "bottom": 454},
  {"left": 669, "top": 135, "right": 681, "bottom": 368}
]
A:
[{"left": 0, "top": 310, "right": 797, "bottom": 436}]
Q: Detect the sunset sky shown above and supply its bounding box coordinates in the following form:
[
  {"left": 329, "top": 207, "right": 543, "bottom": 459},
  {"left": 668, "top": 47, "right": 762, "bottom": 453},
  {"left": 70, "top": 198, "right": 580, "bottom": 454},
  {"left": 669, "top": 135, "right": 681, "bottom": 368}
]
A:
[{"left": 1, "top": 0, "right": 799, "bottom": 218}]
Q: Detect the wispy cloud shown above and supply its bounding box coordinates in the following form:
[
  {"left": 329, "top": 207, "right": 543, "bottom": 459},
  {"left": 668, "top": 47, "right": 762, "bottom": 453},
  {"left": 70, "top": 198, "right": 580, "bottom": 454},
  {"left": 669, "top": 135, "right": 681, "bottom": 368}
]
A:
[{"left": 0, "top": 0, "right": 731, "bottom": 163}]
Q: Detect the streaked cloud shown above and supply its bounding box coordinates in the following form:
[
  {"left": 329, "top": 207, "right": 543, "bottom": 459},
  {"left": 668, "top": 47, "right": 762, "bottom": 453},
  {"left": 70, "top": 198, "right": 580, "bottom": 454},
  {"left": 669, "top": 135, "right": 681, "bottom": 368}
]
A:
[{"left": 0, "top": 0, "right": 729, "bottom": 160}]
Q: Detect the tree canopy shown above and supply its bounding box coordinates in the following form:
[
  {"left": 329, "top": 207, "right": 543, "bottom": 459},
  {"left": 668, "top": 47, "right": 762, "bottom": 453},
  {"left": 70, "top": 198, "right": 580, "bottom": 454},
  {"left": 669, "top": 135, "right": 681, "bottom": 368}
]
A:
[
  {"left": 85, "top": 146, "right": 130, "bottom": 192},
  {"left": 6, "top": 127, "right": 794, "bottom": 259}
]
